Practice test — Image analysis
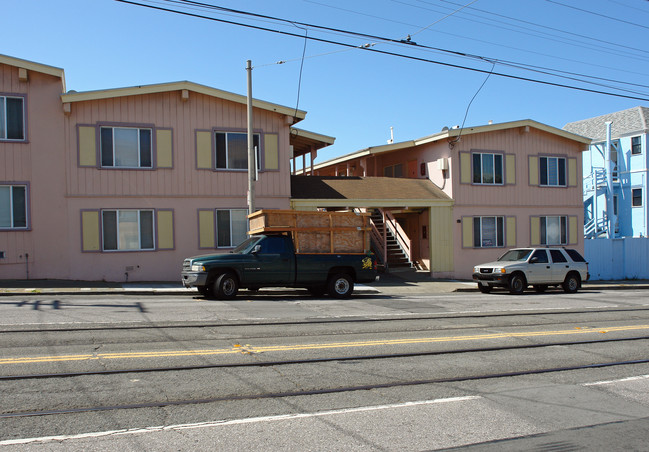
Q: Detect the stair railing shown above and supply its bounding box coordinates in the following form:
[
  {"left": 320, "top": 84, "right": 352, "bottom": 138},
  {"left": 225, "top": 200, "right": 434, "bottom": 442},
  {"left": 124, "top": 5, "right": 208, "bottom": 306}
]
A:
[{"left": 383, "top": 209, "right": 413, "bottom": 266}]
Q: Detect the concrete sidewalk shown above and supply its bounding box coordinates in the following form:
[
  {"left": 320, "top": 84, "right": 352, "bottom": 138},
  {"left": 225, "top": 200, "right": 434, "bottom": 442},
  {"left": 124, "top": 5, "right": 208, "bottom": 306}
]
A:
[{"left": 0, "top": 272, "right": 648, "bottom": 296}]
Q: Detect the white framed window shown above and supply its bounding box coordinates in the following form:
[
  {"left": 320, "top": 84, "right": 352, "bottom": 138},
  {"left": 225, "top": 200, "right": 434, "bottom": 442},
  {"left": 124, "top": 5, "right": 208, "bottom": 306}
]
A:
[
  {"left": 0, "top": 185, "right": 27, "bottom": 229},
  {"left": 632, "top": 188, "right": 643, "bottom": 207},
  {"left": 216, "top": 209, "right": 248, "bottom": 247},
  {"left": 215, "top": 132, "right": 260, "bottom": 170},
  {"left": 473, "top": 216, "right": 504, "bottom": 248},
  {"left": 632, "top": 136, "right": 642, "bottom": 155},
  {"left": 102, "top": 209, "right": 154, "bottom": 251},
  {"left": 100, "top": 127, "right": 152, "bottom": 168},
  {"left": 540, "top": 216, "right": 567, "bottom": 245},
  {"left": 0, "top": 95, "right": 25, "bottom": 141},
  {"left": 539, "top": 157, "right": 566, "bottom": 187},
  {"left": 472, "top": 153, "right": 503, "bottom": 185}
]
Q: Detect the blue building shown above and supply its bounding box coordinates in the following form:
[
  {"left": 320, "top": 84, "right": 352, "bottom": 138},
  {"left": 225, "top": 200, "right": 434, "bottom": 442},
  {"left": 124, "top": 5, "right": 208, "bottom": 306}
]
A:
[{"left": 564, "top": 107, "right": 648, "bottom": 239}]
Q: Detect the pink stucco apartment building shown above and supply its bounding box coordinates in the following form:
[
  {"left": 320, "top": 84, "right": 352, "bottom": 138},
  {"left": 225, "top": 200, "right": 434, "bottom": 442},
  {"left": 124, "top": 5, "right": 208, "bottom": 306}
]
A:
[
  {"left": 0, "top": 55, "right": 332, "bottom": 281},
  {"left": 302, "top": 121, "right": 591, "bottom": 279}
]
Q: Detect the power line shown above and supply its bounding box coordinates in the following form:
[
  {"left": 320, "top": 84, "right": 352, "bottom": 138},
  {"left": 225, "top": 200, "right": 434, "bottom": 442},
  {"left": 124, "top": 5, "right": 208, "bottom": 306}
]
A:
[
  {"left": 546, "top": 0, "right": 649, "bottom": 30},
  {"left": 114, "top": 0, "right": 649, "bottom": 102}
]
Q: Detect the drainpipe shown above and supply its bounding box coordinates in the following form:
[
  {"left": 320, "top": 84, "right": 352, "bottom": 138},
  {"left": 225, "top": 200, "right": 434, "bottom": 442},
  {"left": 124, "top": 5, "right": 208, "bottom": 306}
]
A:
[{"left": 605, "top": 121, "right": 615, "bottom": 238}]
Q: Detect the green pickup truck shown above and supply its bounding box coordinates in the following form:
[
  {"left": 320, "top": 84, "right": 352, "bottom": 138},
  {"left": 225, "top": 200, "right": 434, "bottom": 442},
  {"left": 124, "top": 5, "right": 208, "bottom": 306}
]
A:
[{"left": 181, "top": 234, "right": 377, "bottom": 299}]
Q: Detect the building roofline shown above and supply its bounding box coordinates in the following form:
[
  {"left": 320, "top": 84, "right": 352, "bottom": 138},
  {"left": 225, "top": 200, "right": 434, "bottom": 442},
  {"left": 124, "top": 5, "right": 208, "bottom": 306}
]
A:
[
  {"left": 311, "top": 119, "right": 590, "bottom": 170},
  {"left": 61, "top": 80, "right": 307, "bottom": 121},
  {"left": 0, "top": 54, "right": 66, "bottom": 91},
  {"left": 290, "top": 127, "right": 335, "bottom": 145}
]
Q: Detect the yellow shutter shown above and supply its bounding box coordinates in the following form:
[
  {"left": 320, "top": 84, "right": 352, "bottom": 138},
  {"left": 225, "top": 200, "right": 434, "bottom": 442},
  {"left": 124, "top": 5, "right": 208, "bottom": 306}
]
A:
[
  {"left": 505, "top": 154, "right": 516, "bottom": 185},
  {"left": 462, "top": 217, "right": 473, "bottom": 248},
  {"left": 157, "top": 210, "right": 174, "bottom": 249},
  {"left": 459, "top": 152, "right": 471, "bottom": 184},
  {"left": 569, "top": 216, "right": 578, "bottom": 245},
  {"left": 198, "top": 210, "right": 215, "bottom": 248},
  {"left": 506, "top": 217, "right": 516, "bottom": 247},
  {"left": 78, "top": 126, "right": 97, "bottom": 167},
  {"left": 156, "top": 129, "right": 173, "bottom": 168},
  {"left": 568, "top": 158, "right": 577, "bottom": 187},
  {"left": 530, "top": 217, "right": 540, "bottom": 246},
  {"left": 81, "top": 210, "right": 100, "bottom": 252},
  {"left": 196, "top": 131, "right": 213, "bottom": 169},
  {"left": 528, "top": 156, "right": 539, "bottom": 186},
  {"left": 264, "top": 134, "right": 279, "bottom": 170}
]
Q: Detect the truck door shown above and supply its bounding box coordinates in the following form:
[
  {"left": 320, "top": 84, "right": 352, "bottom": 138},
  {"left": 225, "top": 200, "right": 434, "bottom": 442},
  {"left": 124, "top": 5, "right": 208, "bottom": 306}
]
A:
[
  {"left": 244, "top": 236, "right": 294, "bottom": 286},
  {"left": 527, "top": 249, "right": 551, "bottom": 283}
]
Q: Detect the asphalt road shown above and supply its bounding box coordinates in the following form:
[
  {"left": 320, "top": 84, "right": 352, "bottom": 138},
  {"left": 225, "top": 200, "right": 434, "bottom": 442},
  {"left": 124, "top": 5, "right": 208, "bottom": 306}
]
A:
[{"left": 1, "top": 289, "right": 649, "bottom": 451}]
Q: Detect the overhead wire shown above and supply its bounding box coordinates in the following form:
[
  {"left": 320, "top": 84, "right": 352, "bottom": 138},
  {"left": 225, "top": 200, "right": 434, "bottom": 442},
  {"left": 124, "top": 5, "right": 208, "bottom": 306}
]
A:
[
  {"left": 545, "top": 0, "right": 649, "bottom": 30},
  {"left": 113, "top": 0, "right": 649, "bottom": 102}
]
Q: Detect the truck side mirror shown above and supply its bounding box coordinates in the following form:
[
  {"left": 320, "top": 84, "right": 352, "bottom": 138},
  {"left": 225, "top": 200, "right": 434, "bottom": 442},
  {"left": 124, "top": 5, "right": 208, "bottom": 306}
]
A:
[{"left": 252, "top": 244, "right": 261, "bottom": 254}]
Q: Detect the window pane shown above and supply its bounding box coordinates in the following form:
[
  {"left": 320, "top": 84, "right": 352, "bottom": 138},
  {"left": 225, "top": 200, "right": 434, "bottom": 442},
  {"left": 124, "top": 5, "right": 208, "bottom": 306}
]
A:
[
  {"left": 0, "top": 97, "right": 5, "bottom": 139},
  {"left": 494, "top": 155, "right": 503, "bottom": 184},
  {"left": 540, "top": 157, "right": 548, "bottom": 185},
  {"left": 394, "top": 164, "right": 403, "bottom": 178},
  {"left": 228, "top": 133, "right": 248, "bottom": 169},
  {"left": 546, "top": 216, "right": 561, "bottom": 245},
  {"left": 540, "top": 217, "right": 547, "bottom": 245},
  {"left": 231, "top": 210, "right": 248, "bottom": 246},
  {"left": 215, "top": 133, "right": 227, "bottom": 168},
  {"left": 548, "top": 158, "right": 558, "bottom": 186},
  {"left": 633, "top": 188, "right": 642, "bottom": 207},
  {"left": 140, "top": 210, "right": 154, "bottom": 249},
  {"left": 560, "top": 216, "right": 567, "bottom": 244},
  {"left": 100, "top": 128, "right": 114, "bottom": 166},
  {"left": 102, "top": 211, "right": 118, "bottom": 250},
  {"left": 482, "top": 155, "right": 494, "bottom": 184},
  {"left": 217, "top": 210, "right": 231, "bottom": 247},
  {"left": 383, "top": 166, "right": 393, "bottom": 177},
  {"left": 481, "top": 217, "right": 496, "bottom": 247},
  {"left": 114, "top": 128, "right": 139, "bottom": 167},
  {"left": 550, "top": 249, "right": 567, "bottom": 263},
  {"left": 558, "top": 158, "right": 566, "bottom": 186},
  {"left": 497, "top": 216, "right": 504, "bottom": 247},
  {"left": 12, "top": 186, "right": 26, "bottom": 228},
  {"left": 6, "top": 97, "right": 24, "bottom": 140},
  {"left": 139, "top": 129, "right": 152, "bottom": 168},
  {"left": 0, "top": 186, "right": 10, "bottom": 228},
  {"left": 473, "top": 217, "right": 481, "bottom": 248},
  {"left": 118, "top": 210, "right": 139, "bottom": 250},
  {"left": 632, "top": 137, "right": 641, "bottom": 155},
  {"left": 254, "top": 134, "right": 261, "bottom": 170},
  {"left": 472, "top": 154, "right": 481, "bottom": 183}
]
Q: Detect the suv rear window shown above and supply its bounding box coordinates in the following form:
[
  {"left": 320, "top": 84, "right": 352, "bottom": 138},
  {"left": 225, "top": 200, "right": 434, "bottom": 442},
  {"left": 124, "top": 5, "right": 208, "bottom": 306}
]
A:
[{"left": 565, "top": 249, "right": 586, "bottom": 262}]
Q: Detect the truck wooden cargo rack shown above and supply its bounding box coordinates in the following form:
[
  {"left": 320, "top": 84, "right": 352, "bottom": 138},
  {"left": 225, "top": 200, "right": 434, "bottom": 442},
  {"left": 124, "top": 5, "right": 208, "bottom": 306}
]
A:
[{"left": 248, "top": 210, "right": 371, "bottom": 254}]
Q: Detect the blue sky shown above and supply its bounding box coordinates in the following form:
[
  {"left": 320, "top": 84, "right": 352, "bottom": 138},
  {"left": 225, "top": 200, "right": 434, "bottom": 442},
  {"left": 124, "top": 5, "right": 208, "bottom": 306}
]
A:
[{"left": 4, "top": 0, "right": 649, "bottom": 162}]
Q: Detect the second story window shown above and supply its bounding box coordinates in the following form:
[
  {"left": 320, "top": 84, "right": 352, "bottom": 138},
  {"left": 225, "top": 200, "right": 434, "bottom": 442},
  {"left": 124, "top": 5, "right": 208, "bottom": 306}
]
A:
[
  {"left": 0, "top": 95, "right": 25, "bottom": 141},
  {"left": 100, "top": 127, "right": 152, "bottom": 168},
  {"left": 632, "top": 136, "right": 642, "bottom": 155},
  {"left": 632, "top": 188, "right": 643, "bottom": 207},
  {"left": 473, "top": 153, "right": 503, "bottom": 184},
  {"left": 0, "top": 185, "right": 27, "bottom": 229},
  {"left": 539, "top": 156, "right": 566, "bottom": 187},
  {"left": 215, "top": 132, "right": 260, "bottom": 170},
  {"left": 383, "top": 164, "right": 403, "bottom": 178}
]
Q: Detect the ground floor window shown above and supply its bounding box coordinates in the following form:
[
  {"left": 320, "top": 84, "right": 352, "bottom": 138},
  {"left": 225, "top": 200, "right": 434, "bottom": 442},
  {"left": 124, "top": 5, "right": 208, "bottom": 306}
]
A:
[
  {"left": 0, "top": 185, "right": 27, "bottom": 229},
  {"left": 102, "top": 209, "right": 154, "bottom": 251},
  {"left": 473, "top": 216, "right": 504, "bottom": 248},
  {"left": 540, "top": 216, "right": 567, "bottom": 245},
  {"left": 216, "top": 209, "right": 248, "bottom": 247}
]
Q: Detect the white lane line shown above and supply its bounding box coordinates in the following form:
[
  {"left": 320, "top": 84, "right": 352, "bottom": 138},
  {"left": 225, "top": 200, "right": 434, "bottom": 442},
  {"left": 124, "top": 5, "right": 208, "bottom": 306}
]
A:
[
  {"left": 583, "top": 374, "right": 649, "bottom": 386},
  {"left": 0, "top": 396, "right": 481, "bottom": 446}
]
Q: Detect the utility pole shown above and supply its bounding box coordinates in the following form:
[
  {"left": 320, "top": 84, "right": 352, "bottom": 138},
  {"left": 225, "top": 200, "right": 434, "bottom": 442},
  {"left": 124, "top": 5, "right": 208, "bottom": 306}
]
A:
[{"left": 246, "top": 60, "right": 256, "bottom": 216}]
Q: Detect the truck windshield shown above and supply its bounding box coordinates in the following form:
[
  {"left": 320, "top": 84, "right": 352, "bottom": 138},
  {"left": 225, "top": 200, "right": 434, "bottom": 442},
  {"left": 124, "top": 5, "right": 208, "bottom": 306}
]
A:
[
  {"left": 497, "top": 249, "right": 533, "bottom": 261},
  {"left": 231, "top": 237, "right": 262, "bottom": 254}
]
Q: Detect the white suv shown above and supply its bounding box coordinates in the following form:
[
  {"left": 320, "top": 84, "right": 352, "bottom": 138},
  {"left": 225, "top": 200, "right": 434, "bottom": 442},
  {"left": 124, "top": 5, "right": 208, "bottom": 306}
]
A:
[{"left": 473, "top": 248, "right": 589, "bottom": 295}]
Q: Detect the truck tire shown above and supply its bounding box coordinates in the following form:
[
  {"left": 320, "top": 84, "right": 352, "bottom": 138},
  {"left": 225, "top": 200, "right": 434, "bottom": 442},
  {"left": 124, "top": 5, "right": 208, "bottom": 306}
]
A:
[
  {"left": 562, "top": 273, "right": 580, "bottom": 293},
  {"left": 508, "top": 273, "right": 527, "bottom": 295},
  {"left": 197, "top": 286, "right": 211, "bottom": 298},
  {"left": 213, "top": 272, "right": 239, "bottom": 300},
  {"left": 328, "top": 273, "right": 354, "bottom": 299}
]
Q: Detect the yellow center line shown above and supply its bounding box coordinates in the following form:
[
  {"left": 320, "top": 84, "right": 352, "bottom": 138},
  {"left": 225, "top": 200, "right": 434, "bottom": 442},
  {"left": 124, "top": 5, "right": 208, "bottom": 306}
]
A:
[{"left": 2, "top": 324, "right": 648, "bottom": 366}]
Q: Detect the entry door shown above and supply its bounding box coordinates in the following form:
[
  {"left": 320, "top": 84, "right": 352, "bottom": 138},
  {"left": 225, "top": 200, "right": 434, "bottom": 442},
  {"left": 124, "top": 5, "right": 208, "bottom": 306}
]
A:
[{"left": 408, "top": 160, "right": 418, "bottom": 178}]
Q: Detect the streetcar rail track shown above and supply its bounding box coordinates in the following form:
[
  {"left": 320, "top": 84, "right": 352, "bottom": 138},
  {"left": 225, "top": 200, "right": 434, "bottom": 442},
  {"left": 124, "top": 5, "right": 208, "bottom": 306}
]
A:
[
  {"left": 3, "top": 357, "right": 649, "bottom": 419},
  {"left": 2, "top": 306, "right": 649, "bottom": 334},
  {"left": 2, "top": 335, "right": 648, "bottom": 381}
]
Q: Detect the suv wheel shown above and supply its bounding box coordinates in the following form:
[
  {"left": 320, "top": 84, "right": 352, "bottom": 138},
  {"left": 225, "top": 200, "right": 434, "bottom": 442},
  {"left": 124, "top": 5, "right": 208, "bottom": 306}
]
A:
[
  {"left": 562, "top": 273, "right": 580, "bottom": 293},
  {"left": 508, "top": 273, "right": 527, "bottom": 295}
]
